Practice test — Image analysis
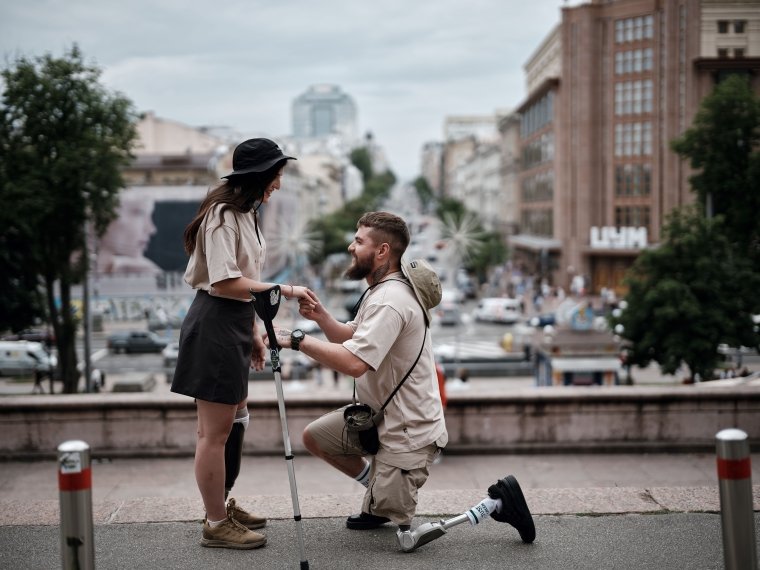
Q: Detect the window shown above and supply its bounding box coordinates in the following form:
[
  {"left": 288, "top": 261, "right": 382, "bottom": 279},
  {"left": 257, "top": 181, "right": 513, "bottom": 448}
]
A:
[
  {"left": 615, "top": 80, "right": 653, "bottom": 115},
  {"left": 718, "top": 20, "right": 729, "bottom": 34},
  {"left": 520, "top": 209, "right": 553, "bottom": 237},
  {"left": 615, "top": 15, "right": 654, "bottom": 44},
  {"left": 614, "top": 206, "right": 650, "bottom": 231},
  {"left": 735, "top": 48, "right": 745, "bottom": 59},
  {"left": 615, "top": 164, "right": 652, "bottom": 196},
  {"left": 522, "top": 133, "right": 554, "bottom": 169},
  {"left": 734, "top": 20, "right": 746, "bottom": 34},
  {"left": 521, "top": 171, "right": 554, "bottom": 202},
  {"left": 615, "top": 48, "right": 653, "bottom": 75},
  {"left": 615, "top": 122, "right": 652, "bottom": 156},
  {"left": 718, "top": 48, "right": 729, "bottom": 58},
  {"left": 520, "top": 92, "right": 554, "bottom": 138}
]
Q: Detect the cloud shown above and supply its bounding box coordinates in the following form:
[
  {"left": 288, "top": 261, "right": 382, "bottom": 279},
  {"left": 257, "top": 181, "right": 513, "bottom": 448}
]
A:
[{"left": 1, "top": 0, "right": 566, "bottom": 179}]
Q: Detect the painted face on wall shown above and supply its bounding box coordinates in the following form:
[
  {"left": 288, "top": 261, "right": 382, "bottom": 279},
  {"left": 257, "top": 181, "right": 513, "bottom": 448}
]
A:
[{"left": 100, "top": 196, "right": 156, "bottom": 258}]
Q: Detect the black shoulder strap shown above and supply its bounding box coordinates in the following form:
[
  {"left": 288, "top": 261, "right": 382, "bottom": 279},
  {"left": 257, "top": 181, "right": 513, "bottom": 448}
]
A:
[
  {"left": 379, "top": 325, "right": 427, "bottom": 412},
  {"left": 350, "top": 276, "right": 429, "bottom": 412}
]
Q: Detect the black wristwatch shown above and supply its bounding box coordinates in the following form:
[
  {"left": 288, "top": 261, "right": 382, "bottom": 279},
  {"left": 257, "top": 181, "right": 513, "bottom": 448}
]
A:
[{"left": 290, "top": 329, "right": 305, "bottom": 351}]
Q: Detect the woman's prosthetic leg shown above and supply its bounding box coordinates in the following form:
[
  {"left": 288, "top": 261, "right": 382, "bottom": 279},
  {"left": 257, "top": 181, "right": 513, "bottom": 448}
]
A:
[
  {"left": 397, "top": 475, "right": 536, "bottom": 552},
  {"left": 224, "top": 408, "right": 249, "bottom": 499}
]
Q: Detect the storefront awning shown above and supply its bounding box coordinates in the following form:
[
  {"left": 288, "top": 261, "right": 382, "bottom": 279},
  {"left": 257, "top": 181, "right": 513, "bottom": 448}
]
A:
[
  {"left": 509, "top": 234, "right": 563, "bottom": 252},
  {"left": 550, "top": 357, "right": 622, "bottom": 372}
]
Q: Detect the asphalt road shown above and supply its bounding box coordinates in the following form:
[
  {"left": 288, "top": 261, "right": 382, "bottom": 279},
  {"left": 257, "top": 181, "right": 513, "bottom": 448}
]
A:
[{"left": 2, "top": 513, "right": 755, "bottom": 569}]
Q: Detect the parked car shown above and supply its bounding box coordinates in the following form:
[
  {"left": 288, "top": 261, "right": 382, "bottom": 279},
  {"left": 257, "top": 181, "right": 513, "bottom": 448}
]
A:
[
  {"left": 162, "top": 342, "right": 179, "bottom": 383},
  {"left": 107, "top": 331, "right": 169, "bottom": 354},
  {"left": 147, "top": 314, "right": 184, "bottom": 332},
  {"left": 0, "top": 340, "right": 56, "bottom": 376},
  {"left": 528, "top": 313, "right": 557, "bottom": 328},
  {"left": 436, "top": 304, "right": 462, "bottom": 327},
  {"left": 441, "top": 288, "right": 464, "bottom": 305},
  {"left": 293, "top": 318, "right": 321, "bottom": 334},
  {"left": 162, "top": 342, "right": 179, "bottom": 367},
  {"left": 1, "top": 328, "right": 55, "bottom": 347},
  {"left": 473, "top": 298, "right": 522, "bottom": 324},
  {"left": 336, "top": 279, "right": 364, "bottom": 293}
]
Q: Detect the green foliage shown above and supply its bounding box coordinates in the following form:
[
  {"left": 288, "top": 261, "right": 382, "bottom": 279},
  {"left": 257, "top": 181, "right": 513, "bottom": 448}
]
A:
[
  {"left": 469, "top": 231, "right": 508, "bottom": 278},
  {"left": 364, "top": 170, "right": 396, "bottom": 203},
  {"left": 671, "top": 74, "right": 760, "bottom": 268},
  {"left": 310, "top": 149, "right": 397, "bottom": 259},
  {"left": 412, "top": 176, "right": 435, "bottom": 211},
  {"left": 436, "top": 197, "right": 467, "bottom": 222},
  {"left": 0, "top": 131, "right": 47, "bottom": 328},
  {"left": 349, "top": 147, "right": 373, "bottom": 183},
  {"left": 435, "top": 196, "right": 507, "bottom": 279},
  {"left": 0, "top": 45, "right": 137, "bottom": 392},
  {"left": 611, "top": 207, "right": 760, "bottom": 380}
]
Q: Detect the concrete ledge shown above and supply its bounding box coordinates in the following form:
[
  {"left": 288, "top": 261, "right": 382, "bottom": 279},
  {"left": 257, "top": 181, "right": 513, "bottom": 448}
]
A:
[
  {"left": 1, "top": 485, "right": 758, "bottom": 526},
  {"left": 111, "top": 373, "right": 157, "bottom": 393},
  {"left": 0, "top": 385, "right": 758, "bottom": 459}
]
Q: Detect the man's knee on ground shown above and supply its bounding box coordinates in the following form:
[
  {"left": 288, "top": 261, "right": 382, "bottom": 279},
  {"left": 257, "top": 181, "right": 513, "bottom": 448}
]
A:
[{"left": 302, "top": 425, "right": 321, "bottom": 456}]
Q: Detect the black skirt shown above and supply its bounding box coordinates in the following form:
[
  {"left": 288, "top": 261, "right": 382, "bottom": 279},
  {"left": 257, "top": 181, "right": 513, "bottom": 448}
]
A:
[{"left": 171, "top": 290, "right": 254, "bottom": 404}]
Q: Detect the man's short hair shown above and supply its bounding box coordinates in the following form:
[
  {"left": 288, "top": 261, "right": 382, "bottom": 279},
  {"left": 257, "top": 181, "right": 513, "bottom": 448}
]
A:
[{"left": 357, "top": 211, "right": 410, "bottom": 258}]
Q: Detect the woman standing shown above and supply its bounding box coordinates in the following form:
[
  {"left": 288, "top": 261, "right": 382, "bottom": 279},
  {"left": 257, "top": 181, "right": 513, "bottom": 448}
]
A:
[{"left": 171, "top": 138, "right": 316, "bottom": 549}]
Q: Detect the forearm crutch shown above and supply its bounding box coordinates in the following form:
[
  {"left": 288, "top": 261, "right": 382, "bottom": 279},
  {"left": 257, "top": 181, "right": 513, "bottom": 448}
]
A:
[{"left": 251, "top": 285, "right": 309, "bottom": 569}]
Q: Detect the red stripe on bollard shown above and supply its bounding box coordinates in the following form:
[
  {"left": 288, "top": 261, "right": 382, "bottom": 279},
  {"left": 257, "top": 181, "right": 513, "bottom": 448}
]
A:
[
  {"left": 717, "top": 457, "right": 751, "bottom": 480},
  {"left": 58, "top": 467, "right": 92, "bottom": 491}
]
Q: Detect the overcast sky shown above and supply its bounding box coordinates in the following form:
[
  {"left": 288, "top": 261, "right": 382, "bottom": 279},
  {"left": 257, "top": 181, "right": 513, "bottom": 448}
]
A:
[{"left": 1, "top": 0, "right": 576, "bottom": 181}]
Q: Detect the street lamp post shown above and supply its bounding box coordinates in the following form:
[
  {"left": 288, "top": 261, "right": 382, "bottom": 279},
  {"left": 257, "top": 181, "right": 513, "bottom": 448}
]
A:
[{"left": 82, "top": 218, "right": 93, "bottom": 393}]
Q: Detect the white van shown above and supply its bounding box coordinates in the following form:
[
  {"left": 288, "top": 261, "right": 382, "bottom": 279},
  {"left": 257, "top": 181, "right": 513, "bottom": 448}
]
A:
[
  {"left": 0, "top": 341, "right": 56, "bottom": 376},
  {"left": 473, "top": 297, "right": 522, "bottom": 324}
]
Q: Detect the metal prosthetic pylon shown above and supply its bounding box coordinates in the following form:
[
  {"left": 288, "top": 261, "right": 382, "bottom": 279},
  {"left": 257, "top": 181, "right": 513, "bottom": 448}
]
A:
[{"left": 396, "top": 474, "right": 536, "bottom": 552}]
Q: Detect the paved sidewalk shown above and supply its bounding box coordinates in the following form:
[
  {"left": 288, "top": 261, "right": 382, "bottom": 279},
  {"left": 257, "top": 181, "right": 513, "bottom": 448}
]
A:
[{"left": 1, "top": 453, "right": 759, "bottom": 569}]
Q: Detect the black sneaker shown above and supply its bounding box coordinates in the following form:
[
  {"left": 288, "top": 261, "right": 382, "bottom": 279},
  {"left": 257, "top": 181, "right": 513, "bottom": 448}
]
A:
[
  {"left": 488, "top": 475, "right": 536, "bottom": 543},
  {"left": 346, "top": 512, "right": 391, "bottom": 530}
]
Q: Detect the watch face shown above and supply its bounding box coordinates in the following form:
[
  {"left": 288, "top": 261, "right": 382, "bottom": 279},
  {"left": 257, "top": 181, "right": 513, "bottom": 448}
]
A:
[{"left": 292, "top": 329, "right": 305, "bottom": 340}]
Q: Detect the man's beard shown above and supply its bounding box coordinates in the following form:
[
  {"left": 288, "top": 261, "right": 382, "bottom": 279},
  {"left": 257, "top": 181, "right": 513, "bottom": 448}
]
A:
[{"left": 345, "top": 253, "right": 373, "bottom": 281}]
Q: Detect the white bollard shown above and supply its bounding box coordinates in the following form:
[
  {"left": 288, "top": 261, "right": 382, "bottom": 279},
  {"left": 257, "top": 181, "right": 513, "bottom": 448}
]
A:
[
  {"left": 715, "top": 428, "right": 757, "bottom": 570},
  {"left": 58, "top": 440, "right": 95, "bottom": 570}
]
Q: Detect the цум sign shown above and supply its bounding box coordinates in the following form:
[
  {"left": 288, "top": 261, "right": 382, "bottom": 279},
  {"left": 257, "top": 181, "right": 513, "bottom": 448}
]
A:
[{"left": 590, "top": 227, "right": 647, "bottom": 250}]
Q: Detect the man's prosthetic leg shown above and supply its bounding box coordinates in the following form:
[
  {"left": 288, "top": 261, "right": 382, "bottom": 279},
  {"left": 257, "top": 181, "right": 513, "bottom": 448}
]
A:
[
  {"left": 397, "top": 475, "right": 536, "bottom": 552},
  {"left": 224, "top": 408, "right": 249, "bottom": 499}
]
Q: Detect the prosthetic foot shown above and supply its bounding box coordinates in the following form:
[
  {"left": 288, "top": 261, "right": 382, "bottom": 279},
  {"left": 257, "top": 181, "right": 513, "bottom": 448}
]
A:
[{"left": 397, "top": 474, "right": 535, "bottom": 552}]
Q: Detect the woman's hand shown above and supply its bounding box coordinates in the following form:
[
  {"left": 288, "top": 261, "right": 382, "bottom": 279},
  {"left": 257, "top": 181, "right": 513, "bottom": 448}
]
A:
[
  {"left": 299, "top": 291, "right": 327, "bottom": 322},
  {"left": 251, "top": 331, "right": 267, "bottom": 371},
  {"left": 285, "top": 285, "right": 318, "bottom": 311}
]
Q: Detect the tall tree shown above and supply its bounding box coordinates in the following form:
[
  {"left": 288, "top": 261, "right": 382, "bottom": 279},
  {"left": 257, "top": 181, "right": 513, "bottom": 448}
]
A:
[
  {"left": 0, "top": 45, "right": 137, "bottom": 392},
  {"left": 611, "top": 207, "right": 760, "bottom": 381},
  {"left": 671, "top": 74, "right": 760, "bottom": 268}
]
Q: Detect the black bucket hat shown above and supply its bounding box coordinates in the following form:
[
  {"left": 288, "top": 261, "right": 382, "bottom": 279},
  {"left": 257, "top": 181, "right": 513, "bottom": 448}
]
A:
[{"left": 222, "top": 138, "right": 297, "bottom": 179}]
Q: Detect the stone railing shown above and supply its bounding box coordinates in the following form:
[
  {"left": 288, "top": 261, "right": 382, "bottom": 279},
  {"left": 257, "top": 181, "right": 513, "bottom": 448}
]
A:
[{"left": 1, "top": 386, "right": 758, "bottom": 459}]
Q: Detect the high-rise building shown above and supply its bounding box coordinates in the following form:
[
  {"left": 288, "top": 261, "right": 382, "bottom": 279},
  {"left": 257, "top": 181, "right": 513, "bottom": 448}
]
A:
[
  {"left": 510, "top": 0, "right": 760, "bottom": 294},
  {"left": 292, "top": 84, "right": 358, "bottom": 141}
]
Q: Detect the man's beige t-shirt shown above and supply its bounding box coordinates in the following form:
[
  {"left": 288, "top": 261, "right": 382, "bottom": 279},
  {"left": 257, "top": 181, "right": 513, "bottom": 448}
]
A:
[
  {"left": 184, "top": 204, "right": 265, "bottom": 300},
  {"left": 343, "top": 273, "right": 448, "bottom": 454}
]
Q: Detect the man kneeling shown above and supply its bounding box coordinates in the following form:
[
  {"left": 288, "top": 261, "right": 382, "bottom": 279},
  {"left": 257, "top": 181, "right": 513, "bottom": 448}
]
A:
[{"left": 274, "top": 212, "right": 447, "bottom": 538}]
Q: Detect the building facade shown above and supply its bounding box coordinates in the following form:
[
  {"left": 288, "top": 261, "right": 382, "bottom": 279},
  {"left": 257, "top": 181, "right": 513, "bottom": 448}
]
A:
[{"left": 510, "top": 0, "right": 760, "bottom": 294}]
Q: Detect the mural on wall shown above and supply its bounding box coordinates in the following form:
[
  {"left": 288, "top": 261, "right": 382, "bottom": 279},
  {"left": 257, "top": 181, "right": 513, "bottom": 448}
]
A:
[
  {"left": 96, "top": 192, "right": 162, "bottom": 276},
  {"left": 95, "top": 186, "right": 293, "bottom": 281}
]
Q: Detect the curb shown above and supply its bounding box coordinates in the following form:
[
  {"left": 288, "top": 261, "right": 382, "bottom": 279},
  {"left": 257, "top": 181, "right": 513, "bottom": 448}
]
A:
[{"left": 3, "top": 486, "right": 758, "bottom": 527}]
